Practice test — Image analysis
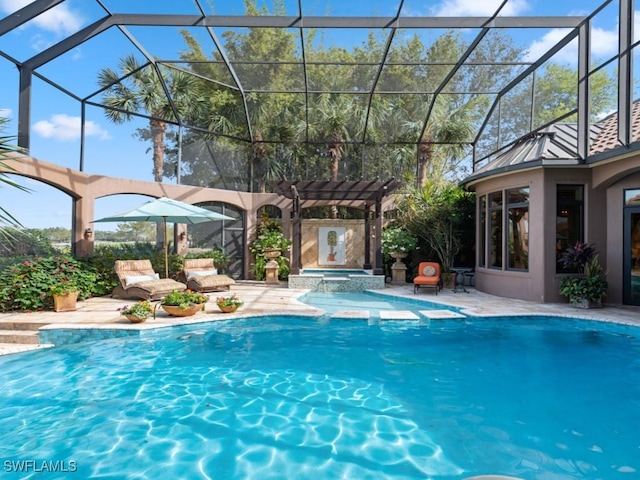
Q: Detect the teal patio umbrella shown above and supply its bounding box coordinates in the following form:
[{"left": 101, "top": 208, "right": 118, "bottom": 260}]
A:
[{"left": 93, "top": 197, "right": 234, "bottom": 278}]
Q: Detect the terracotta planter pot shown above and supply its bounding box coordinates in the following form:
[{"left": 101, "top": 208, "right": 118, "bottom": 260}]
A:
[
  {"left": 53, "top": 291, "right": 78, "bottom": 312},
  {"left": 125, "top": 314, "right": 148, "bottom": 323},
  {"left": 264, "top": 249, "right": 281, "bottom": 259},
  {"left": 442, "top": 272, "right": 456, "bottom": 289},
  {"left": 218, "top": 304, "right": 239, "bottom": 313},
  {"left": 162, "top": 303, "right": 204, "bottom": 317}
]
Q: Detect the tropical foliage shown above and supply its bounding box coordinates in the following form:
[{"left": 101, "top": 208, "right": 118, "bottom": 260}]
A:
[
  {"left": 0, "top": 116, "right": 30, "bottom": 233},
  {"left": 394, "top": 181, "right": 475, "bottom": 271},
  {"left": 249, "top": 214, "right": 292, "bottom": 280},
  {"left": 558, "top": 242, "right": 608, "bottom": 304},
  {"left": 381, "top": 227, "right": 418, "bottom": 256}
]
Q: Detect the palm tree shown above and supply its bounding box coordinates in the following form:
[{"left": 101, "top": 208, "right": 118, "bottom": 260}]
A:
[
  {"left": 97, "top": 55, "right": 202, "bottom": 183},
  {"left": 97, "top": 55, "right": 203, "bottom": 246},
  {"left": 0, "top": 117, "right": 29, "bottom": 232},
  {"left": 403, "top": 97, "right": 475, "bottom": 186},
  {"left": 305, "top": 93, "right": 362, "bottom": 218}
]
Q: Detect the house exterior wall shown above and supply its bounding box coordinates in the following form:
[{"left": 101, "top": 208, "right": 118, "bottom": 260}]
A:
[
  {"left": 470, "top": 166, "right": 611, "bottom": 303},
  {"left": 472, "top": 169, "right": 544, "bottom": 302},
  {"left": 544, "top": 168, "right": 606, "bottom": 303},
  {"left": 602, "top": 167, "right": 640, "bottom": 304}
]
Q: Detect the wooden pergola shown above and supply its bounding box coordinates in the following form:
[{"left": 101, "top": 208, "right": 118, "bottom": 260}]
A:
[{"left": 270, "top": 179, "right": 401, "bottom": 275}]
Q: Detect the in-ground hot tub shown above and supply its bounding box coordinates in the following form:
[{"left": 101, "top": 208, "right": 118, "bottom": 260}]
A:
[{"left": 288, "top": 268, "right": 385, "bottom": 292}]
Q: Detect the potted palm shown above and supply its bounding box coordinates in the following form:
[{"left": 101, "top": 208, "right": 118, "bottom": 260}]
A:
[
  {"left": 50, "top": 281, "right": 79, "bottom": 312},
  {"left": 118, "top": 301, "right": 153, "bottom": 323},
  {"left": 157, "top": 290, "right": 208, "bottom": 317}
]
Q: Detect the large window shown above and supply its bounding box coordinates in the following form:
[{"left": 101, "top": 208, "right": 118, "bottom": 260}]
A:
[
  {"left": 507, "top": 187, "right": 529, "bottom": 270},
  {"left": 488, "top": 192, "right": 503, "bottom": 268},
  {"left": 556, "top": 185, "right": 584, "bottom": 273}
]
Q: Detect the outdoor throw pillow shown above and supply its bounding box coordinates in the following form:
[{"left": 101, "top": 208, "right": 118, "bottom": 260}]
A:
[
  {"left": 125, "top": 273, "right": 160, "bottom": 285},
  {"left": 422, "top": 265, "right": 436, "bottom": 277},
  {"left": 187, "top": 269, "right": 218, "bottom": 280}
]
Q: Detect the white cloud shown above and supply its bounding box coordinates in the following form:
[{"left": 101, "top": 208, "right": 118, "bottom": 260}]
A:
[
  {"left": 525, "top": 23, "right": 621, "bottom": 65},
  {"left": 525, "top": 28, "right": 575, "bottom": 64},
  {"left": 0, "top": 108, "right": 12, "bottom": 118},
  {"left": 432, "top": 0, "right": 529, "bottom": 17},
  {"left": 0, "top": 0, "right": 83, "bottom": 36},
  {"left": 33, "top": 114, "right": 110, "bottom": 141}
]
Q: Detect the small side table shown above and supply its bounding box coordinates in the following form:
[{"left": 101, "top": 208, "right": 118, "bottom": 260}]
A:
[{"left": 451, "top": 267, "right": 472, "bottom": 293}]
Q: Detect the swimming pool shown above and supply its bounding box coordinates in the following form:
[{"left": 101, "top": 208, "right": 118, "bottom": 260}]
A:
[{"left": 1, "top": 298, "right": 639, "bottom": 479}]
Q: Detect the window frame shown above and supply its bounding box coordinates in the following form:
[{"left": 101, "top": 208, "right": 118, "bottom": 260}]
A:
[
  {"left": 506, "top": 187, "right": 530, "bottom": 271},
  {"left": 555, "top": 184, "right": 584, "bottom": 274},
  {"left": 488, "top": 191, "right": 503, "bottom": 269}
]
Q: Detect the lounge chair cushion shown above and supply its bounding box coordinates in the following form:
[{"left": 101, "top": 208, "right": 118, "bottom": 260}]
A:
[
  {"left": 187, "top": 275, "right": 235, "bottom": 292},
  {"left": 187, "top": 269, "right": 218, "bottom": 279},
  {"left": 125, "top": 273, "right": 160, "bottom": 285}
]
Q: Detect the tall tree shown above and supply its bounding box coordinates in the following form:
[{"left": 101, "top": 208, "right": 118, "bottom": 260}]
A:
[
  {"left": 98, "top": 55, "right": 204, "bottom": 246},
  {"left": 98, "top": 55, "right": 203, "bottom": 183}
]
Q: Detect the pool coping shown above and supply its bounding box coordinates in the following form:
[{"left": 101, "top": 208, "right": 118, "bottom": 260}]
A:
[{"left": 1, "top": 283, "right": 639, "bottom": 355}]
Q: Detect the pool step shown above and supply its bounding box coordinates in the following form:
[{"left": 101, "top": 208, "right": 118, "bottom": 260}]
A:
[
  {"left": 0, "top": 329, "right": 41, "bottom": 344},
  {"left": 331, "top": 310, "right": 370, "bottom": 320},
  {"left": 419, "top": 310, "right": 466, "bottom": 320},
  {"left": 0, "top": 321, "right": 45, "bottom": 331},
  {"left": 0, "top": 321, "right": 49, "bottom": 345},
  {"left": 379, "top": 310, "right": 420, "bottom": 321}
]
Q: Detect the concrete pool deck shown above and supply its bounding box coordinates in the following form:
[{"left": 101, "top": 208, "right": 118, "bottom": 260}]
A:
[{"left": 1, "top": 281, "right": 639, "bottom": 356}]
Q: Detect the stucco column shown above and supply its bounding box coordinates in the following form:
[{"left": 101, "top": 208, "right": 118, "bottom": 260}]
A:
[
  {"left": 174, "top": 223, "right": 188, "bottom": 256},
  {"left": 73, "top": 196, "right": 94, "bottom": 258}
]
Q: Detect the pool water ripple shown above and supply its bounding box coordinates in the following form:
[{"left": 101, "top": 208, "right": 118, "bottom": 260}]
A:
[{"left": 1, "top": 305, "right": 639, "bottom": 479}]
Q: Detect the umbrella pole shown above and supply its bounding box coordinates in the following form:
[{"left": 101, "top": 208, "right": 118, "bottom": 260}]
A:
[{"left": 164, "top": 218, "right": 169, "bottom": 279}]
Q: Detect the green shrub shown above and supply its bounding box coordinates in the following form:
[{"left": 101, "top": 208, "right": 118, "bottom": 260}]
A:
[
  {"left": 249, "top": 214, "right": 291, "bottom": 281},
  {"left": 0, "top": 228, "right": 56, "bottom": 257},
  {"left": 0, "top": 255, "right": 98, "bottom": 312}
]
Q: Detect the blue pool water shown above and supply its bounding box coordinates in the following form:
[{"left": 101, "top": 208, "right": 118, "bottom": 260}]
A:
[
  {"left": 0, "top": 297, "right": 639, "bottom": 479},
  {"left": 300, "top": 290, "right": 457, "bottom": 315}
]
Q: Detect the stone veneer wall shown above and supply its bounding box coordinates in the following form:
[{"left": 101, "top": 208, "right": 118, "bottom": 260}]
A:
[
  {"left": 301, "top": 219, "right": 370, "bottom": 269},
  {"left": 288, "top": 274, "right": 386, "bottom": 291}
]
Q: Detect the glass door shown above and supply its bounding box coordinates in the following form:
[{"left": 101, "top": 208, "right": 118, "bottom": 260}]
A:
[{"left": 623, "top": 195, "right": 640, "bottom": 305}]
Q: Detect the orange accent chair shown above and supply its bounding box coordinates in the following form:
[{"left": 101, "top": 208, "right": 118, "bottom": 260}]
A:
[{"left": 413, "top": 262, "right": 441, "bottom": 295}]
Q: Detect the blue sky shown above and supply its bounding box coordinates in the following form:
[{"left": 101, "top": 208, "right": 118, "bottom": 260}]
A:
[{"left": 0, "top": 0, "right": 628, "bottom": 231}]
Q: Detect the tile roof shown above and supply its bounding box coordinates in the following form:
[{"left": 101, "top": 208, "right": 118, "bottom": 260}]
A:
[
  {"left": 471, "top": 101, "right": 640, "bottom": 179},
  {"left": 589, "top": 100, "right": 640, "bottom": 155}
]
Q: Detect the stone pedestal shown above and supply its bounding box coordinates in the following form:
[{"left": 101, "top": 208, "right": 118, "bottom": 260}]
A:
[
  {"left": 391, "top": 262, "right": 407, "bottom": 284},
  {"left": 265, "top": 260, "right": 280, "bottom": 285},
  {"left": 390, "top": 252, "right": 408, "bottom": 285}
]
